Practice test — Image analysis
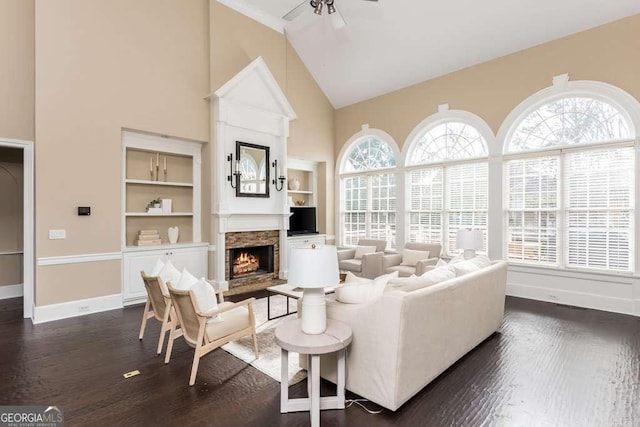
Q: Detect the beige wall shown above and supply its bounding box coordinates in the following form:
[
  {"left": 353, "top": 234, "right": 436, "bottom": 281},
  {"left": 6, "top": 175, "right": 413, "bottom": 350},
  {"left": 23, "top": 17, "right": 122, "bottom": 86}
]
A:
[
  {"left": 335, "top": 14, "right": 640, "bottom": 154},
  {"left": 0, "top": 0, "right": 34, "bottom": 141},
  {"left": 209, "top": 1, "right": 335, "bottom": 241},
  {"left": 34, "top": 0, "right": 210, "bottom": 305},
  {"left": 0, "top": 147, "right": 24, "bottom": 286}
]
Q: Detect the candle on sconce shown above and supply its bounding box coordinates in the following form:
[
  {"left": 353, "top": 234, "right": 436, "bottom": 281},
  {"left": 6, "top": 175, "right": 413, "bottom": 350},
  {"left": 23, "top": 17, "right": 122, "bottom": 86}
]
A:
[
  {"left": 156, "top": 152, "right": 159, "bottom": 167},
  {"left": 164, "top": 156, "right": 167, "bottom": 170},
  {"left": 236, "top": 159, "right": 240, "bottom": 172},
  {"left": 149, "top": 157, "right": 153, "bottom": 172}
]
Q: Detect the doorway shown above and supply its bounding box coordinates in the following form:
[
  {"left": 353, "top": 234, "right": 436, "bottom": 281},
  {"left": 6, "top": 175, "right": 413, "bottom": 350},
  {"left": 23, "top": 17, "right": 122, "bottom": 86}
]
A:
[{"left": 0, "top": 138, "right": 34, "bottom": 319}]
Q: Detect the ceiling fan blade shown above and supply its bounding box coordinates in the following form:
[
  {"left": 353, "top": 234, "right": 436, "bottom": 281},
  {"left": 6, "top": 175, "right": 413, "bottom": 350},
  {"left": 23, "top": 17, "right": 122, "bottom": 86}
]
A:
[
  {"left": 330, "top": 7, "right": 347, "bottom": 30},
  {"left": 283, "top": 0, "right": 308, "bottom": 21},
  {"left": 362, "top": 0, "right": 379, "bottom": 2}
]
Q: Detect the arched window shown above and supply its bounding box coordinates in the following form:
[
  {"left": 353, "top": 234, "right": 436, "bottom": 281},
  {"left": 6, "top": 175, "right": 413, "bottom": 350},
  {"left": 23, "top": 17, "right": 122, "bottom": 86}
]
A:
[
  {"left": 240, "top": 155, "right": 259, "bottom": 193},
  {"left": 339, "top": 135, "right": 397, "bottom": 248},
  {"left": 406, "top": 121, "right": 489, "bottom": 255},
  {"left": 504, "top": 94, "right": 636, "bottom": 272}
]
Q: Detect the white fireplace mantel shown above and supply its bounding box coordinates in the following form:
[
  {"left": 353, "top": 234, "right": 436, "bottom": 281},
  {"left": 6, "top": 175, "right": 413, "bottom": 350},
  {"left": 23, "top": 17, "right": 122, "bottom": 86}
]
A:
[{"left": 209, "top": 57, "right": 297, "bottom": 291}]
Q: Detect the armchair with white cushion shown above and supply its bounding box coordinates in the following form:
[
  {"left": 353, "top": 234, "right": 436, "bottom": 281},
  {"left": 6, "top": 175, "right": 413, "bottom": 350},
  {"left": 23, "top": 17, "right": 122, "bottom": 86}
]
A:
[
  {"left": 337, "top": 239, "right": 387, "bottom": 279},
  {"left": 382, "top": 242, "right": 442, "bottom": 277}
]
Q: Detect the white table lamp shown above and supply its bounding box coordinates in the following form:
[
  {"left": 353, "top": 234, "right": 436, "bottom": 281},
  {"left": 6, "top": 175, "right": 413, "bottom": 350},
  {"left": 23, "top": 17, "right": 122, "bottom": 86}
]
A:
[
  {"left": 456, "top": 228, "right": 483, "bottom": 260},
  {"left": 288, "top": 245, "right": 339, "bottom": 335}
]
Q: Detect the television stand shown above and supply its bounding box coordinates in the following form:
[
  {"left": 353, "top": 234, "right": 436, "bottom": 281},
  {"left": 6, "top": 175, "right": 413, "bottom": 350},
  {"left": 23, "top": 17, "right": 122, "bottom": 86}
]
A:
[{"left": 287, "top": 234, "right": 326, "bottom": 250}]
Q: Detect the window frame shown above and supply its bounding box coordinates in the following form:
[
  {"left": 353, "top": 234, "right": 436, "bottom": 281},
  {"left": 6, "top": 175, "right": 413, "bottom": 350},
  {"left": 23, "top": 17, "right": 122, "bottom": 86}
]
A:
[
  {"left": 403, "top": 114, "right": 491, "bottom": 257},
  {"left": 501, "top": 87, "right": 637, "bottom": 274},
  {"left": 337, "top": 131, "right": 399, "bottom": 249}
]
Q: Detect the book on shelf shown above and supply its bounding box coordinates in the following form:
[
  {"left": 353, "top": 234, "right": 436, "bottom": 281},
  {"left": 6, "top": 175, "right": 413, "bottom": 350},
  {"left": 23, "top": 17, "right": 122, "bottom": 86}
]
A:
[
  {"left": 139, "top": 229, "right": 159, "bottom": 235},
  {"left": 138, "top": 236, "right": 160, "bottom": 242},
  {"left": 136, "top": 239, "right": 162, "bottom": 246}
]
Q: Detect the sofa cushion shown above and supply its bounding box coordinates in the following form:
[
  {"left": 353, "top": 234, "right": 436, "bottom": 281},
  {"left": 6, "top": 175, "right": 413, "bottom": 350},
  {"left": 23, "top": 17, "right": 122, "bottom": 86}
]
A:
[
  {"left": 401, "top": 249, "right": 430, "bottom": 267},
  {"left": 354, "top": 245, "right": 377, "bottom": 259},
  {"left": 470, "top": 254, "right": 491, "bottom": 268},
  {"left": 339, "top": 259, "right": 362, "bottom": 272},
  {"left": 336, "top": 271, "right": 399, "bottom": 304},
  {"left": 385, "top": 265, "right": 417, "bottom": 277},
  {"left": 388, "top": 266, "right": 455, "bottom": 292},
  {"left": 452, "top": 260, "right": 481, "bottom": 276},
  {"left": 205, "top": 303, "right": 248, "bottom": 340}
]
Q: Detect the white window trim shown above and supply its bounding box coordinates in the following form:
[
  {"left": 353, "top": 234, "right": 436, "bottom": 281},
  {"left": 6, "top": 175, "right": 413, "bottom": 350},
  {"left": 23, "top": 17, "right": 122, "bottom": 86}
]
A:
[
  {"left": 336, "top": 127, "right": 401, "bottom": 248},
  {"left": 498, "top": 76, "right": 640, "bottom": 275},
  {"left": 403, "top": 108, "right": 495, "bottom": 255}
]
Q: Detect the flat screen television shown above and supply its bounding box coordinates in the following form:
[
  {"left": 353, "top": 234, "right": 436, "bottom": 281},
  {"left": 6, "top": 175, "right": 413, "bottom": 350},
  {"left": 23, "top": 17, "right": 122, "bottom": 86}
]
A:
[{"left": 288, "top": 206, "right": 317, "bottom": 236}]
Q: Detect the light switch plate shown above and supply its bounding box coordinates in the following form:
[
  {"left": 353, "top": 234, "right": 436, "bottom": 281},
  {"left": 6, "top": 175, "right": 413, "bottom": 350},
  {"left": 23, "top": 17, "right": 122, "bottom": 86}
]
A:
[{"left": 49, "top": 229, "right": 66, "bottom": 240}]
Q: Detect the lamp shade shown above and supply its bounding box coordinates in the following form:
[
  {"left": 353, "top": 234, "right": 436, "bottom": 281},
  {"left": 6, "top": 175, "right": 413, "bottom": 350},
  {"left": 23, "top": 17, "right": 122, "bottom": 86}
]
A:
[
  {"left": 456, "top": 228, "right": 483, "bottom": 250},
  {"left": 288, "top": 245, "right": 339, "bottom": 289}
]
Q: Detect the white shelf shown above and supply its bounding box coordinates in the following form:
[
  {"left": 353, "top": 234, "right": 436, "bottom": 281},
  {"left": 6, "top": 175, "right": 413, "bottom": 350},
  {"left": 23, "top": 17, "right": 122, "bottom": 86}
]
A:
[
  {"left": 123, "top": 242, "right": 208, "bottom": 252},
  {"left": 125, "top": 179, "right": 193, "bottom": 187},
  {"left": 288, "top": 190, "right": 313, "bottom": 194},
  {"left": 125, "top": 212, "right": 194, "bottom": 217}
]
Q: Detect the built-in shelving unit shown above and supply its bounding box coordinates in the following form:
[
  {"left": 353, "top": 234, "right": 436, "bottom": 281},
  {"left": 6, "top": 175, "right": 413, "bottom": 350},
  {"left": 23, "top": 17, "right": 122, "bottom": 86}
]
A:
[
  {"left": 121, "top": 130, "right": 208, "bottom": 303},
  {"left": 287, "top": 158, "right": 318, "bottom": 208}
]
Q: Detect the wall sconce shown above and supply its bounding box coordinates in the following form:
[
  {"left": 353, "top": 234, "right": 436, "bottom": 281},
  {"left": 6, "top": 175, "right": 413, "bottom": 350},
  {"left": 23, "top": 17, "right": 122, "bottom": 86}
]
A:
[
  {"left": 227, "top": 153, "right": 242, "bottom": 189},
  {"left": 272, "top": 159, "right": 286, "bottom": 191}
]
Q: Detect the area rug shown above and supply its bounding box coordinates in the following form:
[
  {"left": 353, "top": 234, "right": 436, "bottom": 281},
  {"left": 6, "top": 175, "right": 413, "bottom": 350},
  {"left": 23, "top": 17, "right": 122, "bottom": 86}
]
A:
[{"left": 221, "top": 294, "right": 307, "bottom": 385}]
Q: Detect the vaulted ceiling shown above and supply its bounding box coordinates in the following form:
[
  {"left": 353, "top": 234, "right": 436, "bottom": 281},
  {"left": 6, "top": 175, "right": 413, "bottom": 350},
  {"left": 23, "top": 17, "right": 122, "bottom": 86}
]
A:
[{"left": 219, "top": 0, "right": 640, "bottom": 108}]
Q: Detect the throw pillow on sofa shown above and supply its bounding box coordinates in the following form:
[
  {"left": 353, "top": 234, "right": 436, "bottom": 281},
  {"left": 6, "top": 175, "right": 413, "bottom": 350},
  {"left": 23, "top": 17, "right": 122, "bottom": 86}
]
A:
[
  {"left": 174, "top": 268, "right": 199, "bottom": 290},
  {"left": 400, "top": 249, "right": 430, "bottom": 266},
  {"left": 337, "top": 271, "right": 399, "bottom": 304},
  {"left": 470, "top": 254, "right": 491, "bottom": 268},
  {"left": 452, "top": 260, "right": 481, "bottom": 276},
  {"left": 354, "top": 245, "right": 377, "bottom": 259},
  {"left": 388, "top": 265, "right": 455, "bottom": 292}
]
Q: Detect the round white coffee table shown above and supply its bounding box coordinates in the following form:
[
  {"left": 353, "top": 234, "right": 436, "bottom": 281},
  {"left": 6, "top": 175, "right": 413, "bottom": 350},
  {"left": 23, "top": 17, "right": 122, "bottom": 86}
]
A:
[{"left": 275, "top": 318, "right": 353, "bottom": 427}]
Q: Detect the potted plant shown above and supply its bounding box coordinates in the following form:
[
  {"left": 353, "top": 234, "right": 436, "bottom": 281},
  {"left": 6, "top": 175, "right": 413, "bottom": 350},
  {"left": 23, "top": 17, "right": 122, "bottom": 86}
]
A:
[{"left": 146, "top": 198, "right": 162, "bottom": 212}]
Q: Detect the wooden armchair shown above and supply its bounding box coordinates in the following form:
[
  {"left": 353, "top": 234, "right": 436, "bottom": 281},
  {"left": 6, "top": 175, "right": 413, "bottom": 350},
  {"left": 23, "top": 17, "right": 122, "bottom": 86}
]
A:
[
  {"left": 139, "top": 272, "right": 182, "bottom": 360},
  {"left": 166, "top": 283, "right": 258, "bottom": 386}
]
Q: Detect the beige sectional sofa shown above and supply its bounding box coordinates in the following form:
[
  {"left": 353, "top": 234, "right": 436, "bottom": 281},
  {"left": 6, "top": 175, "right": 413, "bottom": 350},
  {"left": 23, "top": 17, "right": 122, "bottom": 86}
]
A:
[{"left": 310, "top": 260, "right": 508, "bottom": 411}]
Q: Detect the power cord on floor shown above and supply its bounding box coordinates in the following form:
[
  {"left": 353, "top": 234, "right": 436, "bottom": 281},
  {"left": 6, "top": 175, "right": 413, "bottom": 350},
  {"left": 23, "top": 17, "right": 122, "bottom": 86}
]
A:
[{"left": 345, "top": 399, "right": 383, "bottom": 414}]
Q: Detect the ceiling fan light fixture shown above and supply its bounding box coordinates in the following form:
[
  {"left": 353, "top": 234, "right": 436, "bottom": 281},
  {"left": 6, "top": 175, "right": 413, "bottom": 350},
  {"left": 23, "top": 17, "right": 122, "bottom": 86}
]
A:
[
  {"left": 313, "top": 0, "right": 324, "bottom": 15},
  {"left": 327, "top": 0, "right": 336, "bottom": 14}
]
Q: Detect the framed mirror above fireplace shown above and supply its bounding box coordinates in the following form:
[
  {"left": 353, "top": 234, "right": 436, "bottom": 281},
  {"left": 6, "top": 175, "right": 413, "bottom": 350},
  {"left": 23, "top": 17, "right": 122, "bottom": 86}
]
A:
[{"left": 236, "top": 141, "right": 269, "bottom": 198}]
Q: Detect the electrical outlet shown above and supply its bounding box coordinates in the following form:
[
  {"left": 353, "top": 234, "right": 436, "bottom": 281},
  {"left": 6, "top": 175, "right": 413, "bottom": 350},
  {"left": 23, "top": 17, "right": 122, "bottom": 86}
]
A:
[
  {"left": 78, "top": 305, "right": 89, "bottom": 313},
  {"left": 49, "top": 229, "right": 66, "bottom": 240}
]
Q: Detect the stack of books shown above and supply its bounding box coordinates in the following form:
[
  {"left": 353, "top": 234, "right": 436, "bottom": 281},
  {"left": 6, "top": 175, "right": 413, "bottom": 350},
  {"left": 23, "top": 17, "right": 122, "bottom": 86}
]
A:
[{"left": 136, "top": 230, "right": 161, "bottom": 246}]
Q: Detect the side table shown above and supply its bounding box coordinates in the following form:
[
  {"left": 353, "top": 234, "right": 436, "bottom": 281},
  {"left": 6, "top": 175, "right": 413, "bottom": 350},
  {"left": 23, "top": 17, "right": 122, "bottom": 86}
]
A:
[{"left": 275, "top": 318, "right": 353, "bottom": 427}]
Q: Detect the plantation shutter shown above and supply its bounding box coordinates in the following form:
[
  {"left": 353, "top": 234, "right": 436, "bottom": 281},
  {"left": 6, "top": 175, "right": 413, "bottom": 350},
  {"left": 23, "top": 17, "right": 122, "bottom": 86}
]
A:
[
  {"left": 505, "top": 156, "right": 559, "bottom": 264},
  {"left": 408, "top": 168, "right": 443, "bottom": 244},
  {"left": 445, "top": 162, "right": 488, "bottom": 255},
  {"left": 565, "top": 147, "right": 634, "bottom": 271},
  {"left": 342, "top": 176, "right": 368, "bottom": 246}
]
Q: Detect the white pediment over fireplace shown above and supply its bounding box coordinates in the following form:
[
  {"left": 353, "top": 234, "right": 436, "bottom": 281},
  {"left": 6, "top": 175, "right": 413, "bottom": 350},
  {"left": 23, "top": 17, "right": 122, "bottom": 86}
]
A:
[
  {"left": 214, "top": 56, "right": 297, "bottom": 120},
  {"left": 210, "top": 56, "right": 297, "bottom": 289}
]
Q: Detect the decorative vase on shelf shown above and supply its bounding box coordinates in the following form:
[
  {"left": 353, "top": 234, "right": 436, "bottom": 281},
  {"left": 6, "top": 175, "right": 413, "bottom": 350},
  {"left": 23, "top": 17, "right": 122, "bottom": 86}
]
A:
[
  {"left": 288, "top": 177, "right": 300, "bottom": 191},
  {"left": 168, "top": 226, "right": 179, "bottom": 244}
]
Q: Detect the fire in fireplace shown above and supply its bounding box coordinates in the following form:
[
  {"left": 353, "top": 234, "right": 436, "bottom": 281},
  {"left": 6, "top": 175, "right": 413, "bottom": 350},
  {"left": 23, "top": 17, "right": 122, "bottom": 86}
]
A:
[{"left": 229, "top": 245, "right": 274, "bottom": 280}]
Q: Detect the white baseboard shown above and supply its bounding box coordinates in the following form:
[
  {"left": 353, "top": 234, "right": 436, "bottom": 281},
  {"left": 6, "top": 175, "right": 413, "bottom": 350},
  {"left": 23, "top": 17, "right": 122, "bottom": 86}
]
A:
[
  {"left": 507, "top": 282, "right": 636, "bottom": 316},
  {"left": 0, "top": 284, "right": 23, "bottom": 300},
  {"left": 123, "top": 296, "right": 146, "bottom": 307},
  {"left": 33, "top": 293, "right": 123, "bottom": 324}
]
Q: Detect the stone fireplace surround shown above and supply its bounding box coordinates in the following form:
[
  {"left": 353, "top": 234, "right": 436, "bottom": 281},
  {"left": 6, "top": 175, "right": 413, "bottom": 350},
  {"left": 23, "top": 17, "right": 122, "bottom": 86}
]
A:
[{"left": 225, "top": 230, "right": 282, "bottom": 295}]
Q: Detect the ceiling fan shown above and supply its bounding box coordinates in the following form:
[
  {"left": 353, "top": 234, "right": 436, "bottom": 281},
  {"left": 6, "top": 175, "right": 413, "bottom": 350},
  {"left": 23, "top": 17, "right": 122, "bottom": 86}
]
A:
[{"left": 283, "top": 0, "right": 379, "bottom": 29}]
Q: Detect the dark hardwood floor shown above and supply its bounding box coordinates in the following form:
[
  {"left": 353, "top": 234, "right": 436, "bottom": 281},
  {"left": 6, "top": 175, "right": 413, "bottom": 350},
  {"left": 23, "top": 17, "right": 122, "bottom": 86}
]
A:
[{"left": 1, "top": 295, "right": 639, "bottom": 426}]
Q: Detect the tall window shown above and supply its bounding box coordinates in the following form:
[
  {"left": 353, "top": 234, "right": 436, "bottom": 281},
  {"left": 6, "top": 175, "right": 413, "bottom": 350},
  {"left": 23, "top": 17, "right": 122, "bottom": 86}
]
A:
[
  {"left": 340, "top": 136, "right": 397, "bottom": 248},
  {"left": 504, "top": 96, "right": 635, "bottom": 272},
  {"left": 407, "top": 121, "right": 489, "bottom": 255}
]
